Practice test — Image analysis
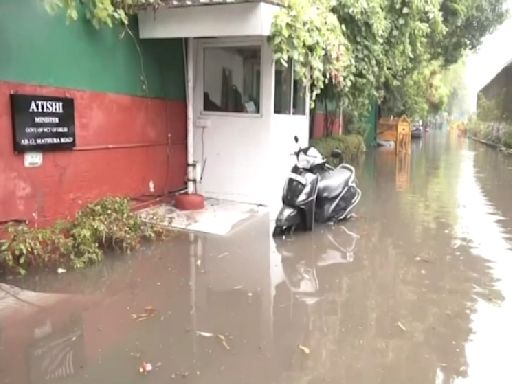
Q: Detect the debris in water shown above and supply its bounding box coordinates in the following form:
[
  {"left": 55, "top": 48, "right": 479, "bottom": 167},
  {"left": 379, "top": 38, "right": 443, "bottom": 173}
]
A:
[
  {"left": 414, "top": 256, "right": 431, "bottom": 263},
  {"left": 197, "top": 331, "right": 231, "bottom": 350},
  {"left": 217, "top": 334, "right": 231, "bottom": 350},
  {"left": 397, "top": 321, "right": 407, "bottom": 332},
  {"left": 196, "top": 331, "right": 215, "bottom": 337},
  {"left": 298, "top": 345, "right": 311, "bottom": 355},
  {"left": 452, "top": 239, "right": 462, "bottom": 249},
  {"left": 57, "top": 267, "right": 67, "bottom": 274},
  {"left": 233, "top": 285, "right": 244, "bottom": 290},
  {"left": 170, "top": 371, "right": 189, "bottom": 379},
  {"left": 138, "top": 362, "right": 152, "bottom": 374},
  {"left": 218, "top": 252, "right": 229, "bottom": 258},
  {"left": 131, "top": 306, "right": 157, "bottom": 321}
]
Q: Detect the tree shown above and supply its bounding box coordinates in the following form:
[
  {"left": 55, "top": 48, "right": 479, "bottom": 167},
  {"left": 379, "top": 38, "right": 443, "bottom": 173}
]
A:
[
  {"left": 435, "top": 0, "right": 508, "bottom": 65},
  {"left": 269, "top": 0, "right": 347, "bottom": 102},
  {"left": 272, "top": 0, "right": 508, "bottom": 123},
  {"left": 45, "top": 0, "right": 509, "bottom": 121}
]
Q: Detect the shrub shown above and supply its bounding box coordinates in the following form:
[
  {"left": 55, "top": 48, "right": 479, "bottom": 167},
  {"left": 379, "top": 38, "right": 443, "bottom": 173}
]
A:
[
  {"left": 1, "top": 223, "right": 72, "bottom": 275},
  {"left": 0, "top": 197, "right": 165, "bottom": 275},
  {"left": 502, "top": 127, "right": 512, "bottom": 149}
]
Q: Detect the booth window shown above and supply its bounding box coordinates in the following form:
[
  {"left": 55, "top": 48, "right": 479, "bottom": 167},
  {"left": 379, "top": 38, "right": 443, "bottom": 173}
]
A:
[
  {"left": 203, "top": 46, "right": 261, "bottom": 114},
  {"left": 274, "top": 61, "right": 306, "bottom": 115}
]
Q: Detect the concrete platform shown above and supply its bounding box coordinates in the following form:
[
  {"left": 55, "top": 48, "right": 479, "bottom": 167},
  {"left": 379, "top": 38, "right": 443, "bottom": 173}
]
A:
[{"left": 138, "top": 198, "right": 266, "bottom": 236}]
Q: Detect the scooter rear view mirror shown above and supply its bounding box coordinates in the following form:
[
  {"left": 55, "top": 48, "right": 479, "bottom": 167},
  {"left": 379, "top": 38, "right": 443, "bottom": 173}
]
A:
[{"left": 331, "top": 149, "right": 343, "bottom": 159}]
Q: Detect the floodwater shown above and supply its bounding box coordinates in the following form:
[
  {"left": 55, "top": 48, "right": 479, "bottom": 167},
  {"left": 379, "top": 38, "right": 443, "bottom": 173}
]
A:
[{"left": 1, "top": 131, "right": 512, "bottom": 384}]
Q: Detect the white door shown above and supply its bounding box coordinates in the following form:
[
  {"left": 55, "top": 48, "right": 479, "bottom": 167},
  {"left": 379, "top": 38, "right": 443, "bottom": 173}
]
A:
[{"left": 193, "top": 37, "right": 274, "bottom": 205}]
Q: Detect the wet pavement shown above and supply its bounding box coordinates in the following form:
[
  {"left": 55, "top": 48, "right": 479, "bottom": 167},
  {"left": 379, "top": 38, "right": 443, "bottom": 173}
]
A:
[{"left": 1, "top": 131, "right": 512, "bottom": 384}]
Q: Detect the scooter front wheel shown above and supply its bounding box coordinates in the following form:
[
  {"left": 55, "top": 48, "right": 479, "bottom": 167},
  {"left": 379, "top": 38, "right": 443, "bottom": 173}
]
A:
[{"left": 272, "top": 225, "right": 296, "bottom": 237}]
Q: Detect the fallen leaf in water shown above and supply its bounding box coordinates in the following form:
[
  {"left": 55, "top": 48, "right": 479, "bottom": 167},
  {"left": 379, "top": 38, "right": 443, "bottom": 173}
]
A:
[
  {"left": 451, "top": 239, "right": 462, "bottom": 249},
  {"left": 144, "top": 306, "right": 156, "bottom": 315},
  {"left": 196, "top": 331, "right": 215, "bottom": 337},
  {"left": 131, "top": 306, "right": 157, "bottom": 321},
  {"left": 217, "top": 334, "right": 231, "bottom": 350},
  {"left": 397, "top": 321, "right": 407, "bottom": 332},
  {"left": 298, "top": 345, "right": 311, "bottom": 354},
  {"left": 138, "top": 362, "right": 152, "bottom": 374}
]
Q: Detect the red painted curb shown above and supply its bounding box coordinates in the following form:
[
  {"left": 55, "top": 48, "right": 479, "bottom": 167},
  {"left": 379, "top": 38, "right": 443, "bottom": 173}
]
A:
[{"left": 175, "top": 193, "right": 205, "bottom": 210}]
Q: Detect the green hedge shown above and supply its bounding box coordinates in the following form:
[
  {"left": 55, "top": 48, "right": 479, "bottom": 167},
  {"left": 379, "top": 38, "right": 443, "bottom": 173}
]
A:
[
  {"left": 467, "top": 118, "right": 512, "bottom": 148},
  {"left": 311, "top": 134, "right": 366, "bottom": 165}
]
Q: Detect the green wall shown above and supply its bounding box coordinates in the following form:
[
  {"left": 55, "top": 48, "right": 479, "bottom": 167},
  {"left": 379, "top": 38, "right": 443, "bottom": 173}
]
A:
[{"left": 0, "top": 0, "right": 185, "bottom": 100}]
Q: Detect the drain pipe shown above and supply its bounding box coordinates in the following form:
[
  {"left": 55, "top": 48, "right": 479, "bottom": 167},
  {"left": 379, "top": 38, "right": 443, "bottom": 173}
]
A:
[{"left": 176, "top": 37, "right": 205, "bottom": 210}]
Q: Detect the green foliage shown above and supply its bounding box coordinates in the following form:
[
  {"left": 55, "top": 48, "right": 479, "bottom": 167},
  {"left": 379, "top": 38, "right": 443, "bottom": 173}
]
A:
[
  {"left": 478, "top": 94, "right": 505, "bottom": 122},
  {"left": 311, "top": 134, "right": 366, "bottom": 165},
  {"left": 1, "top": 223, "right": 72, "bottom": 275},
  {"left": 42, "top": 0, "right": 160, "bottom": 27},
  {"left": 44, "top": 0, "right": 508, "bottom": 119},
  {"left": 502, "top": 129, "right": 512, "bottom": 148},
  {"left": 0, "top": 197, "right": 165, "bottom": 275},
  {"left": 437, "top": 0, "right": 508, "bottom": 65},
  {"left": 271, "top": 0, "right": 507, "bottom": 120},
  {"left": 467, "top": 116, "right": 512, "bottom": 148},
  {"left": 269, "top": 0, "right": 348, "bottom": 102}
]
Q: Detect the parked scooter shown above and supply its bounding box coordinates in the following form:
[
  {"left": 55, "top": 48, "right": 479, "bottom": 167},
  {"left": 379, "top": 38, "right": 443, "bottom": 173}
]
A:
[{"left": 273, "top": 137, "right": 361, "bottom": 237}]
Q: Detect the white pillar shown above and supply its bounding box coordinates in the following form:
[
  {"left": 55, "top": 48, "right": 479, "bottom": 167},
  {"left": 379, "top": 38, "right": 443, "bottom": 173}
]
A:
[{"left": 186, "top": 37, "right": 195, "bottom": 193}]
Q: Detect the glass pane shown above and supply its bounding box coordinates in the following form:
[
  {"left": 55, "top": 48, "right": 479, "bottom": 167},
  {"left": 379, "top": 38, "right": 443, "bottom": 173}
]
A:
[
  {"left": 292, "top": 75, "right": 306, "bottom": 115},
  {"left": 274, "top": 62, "right": 292, "bottom": 114},
  {"left": 203, "top": 46, "right": 261, "bottom": 114}
]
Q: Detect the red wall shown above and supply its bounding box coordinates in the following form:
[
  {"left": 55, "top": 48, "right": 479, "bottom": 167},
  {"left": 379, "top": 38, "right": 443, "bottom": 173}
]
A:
[
  {"left": 0, "top": 81, "right": 186, "bottom": 226},
  {"left": 312, "top": 111, "right": 343, "bottom": 139}
]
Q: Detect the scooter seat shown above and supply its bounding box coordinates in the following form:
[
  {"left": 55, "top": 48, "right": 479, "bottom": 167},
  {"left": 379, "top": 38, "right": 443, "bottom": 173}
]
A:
[{"left": 318, "top": 167, "right": 352, "bottom": 199}]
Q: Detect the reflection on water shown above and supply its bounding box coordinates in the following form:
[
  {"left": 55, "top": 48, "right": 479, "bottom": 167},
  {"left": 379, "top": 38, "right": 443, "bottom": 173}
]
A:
[
  {"left": 1, "top": 132, "right": 511, "bottom": 384},
  {"left": 453, "top": 150, "right": 512, "bottom": 384}
]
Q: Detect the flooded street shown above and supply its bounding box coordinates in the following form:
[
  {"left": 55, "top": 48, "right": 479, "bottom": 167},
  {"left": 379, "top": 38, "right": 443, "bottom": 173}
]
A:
[{"left": 2, "top": 131, "right": 512, "bottom": 384}]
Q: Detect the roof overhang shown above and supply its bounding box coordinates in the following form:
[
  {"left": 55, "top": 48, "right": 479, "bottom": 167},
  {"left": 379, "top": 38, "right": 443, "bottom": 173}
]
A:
[{"left": 138, "top": 2, "right": 281, "bottom": 39}]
